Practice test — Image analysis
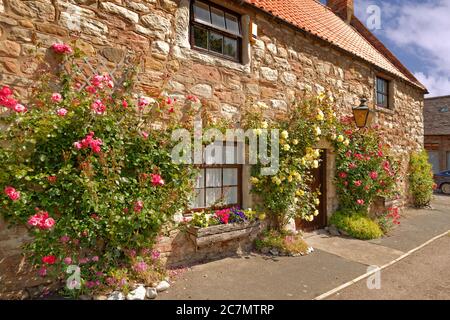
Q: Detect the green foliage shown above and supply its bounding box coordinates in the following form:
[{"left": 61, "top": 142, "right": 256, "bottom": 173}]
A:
[
  {"left": 255, "top": 229, "right": 309, "bottom": 255},
  {"left": 408, "top": 150, "right": 434, "bottom": 207},
  {"left": 330, "top": 210, "right": 383, "bottom": 240},
  {"left": 0, "top": 47, "right": 196, "bottom": 294},
  {"left": 333, "top": 121, "right": 400, "bottom": 212},
  {"left": 245, "top": 95, "right": 337, "bottom": 229}
]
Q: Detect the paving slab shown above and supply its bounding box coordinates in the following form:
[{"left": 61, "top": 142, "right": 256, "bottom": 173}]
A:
[
  {"left": 304, "top": 231, "right": 405, "bottom": 266},
  {"left": 158, "top": 250, "right": 366, "bottom": 300},
  {"left": 327, "top": 234, "right": 450, "bottom": 300}
]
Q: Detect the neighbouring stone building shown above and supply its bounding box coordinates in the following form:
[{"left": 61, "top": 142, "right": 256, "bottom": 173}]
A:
[
  {"left": 0, "top": 0, "right": 427, "bottom": 295},
  {"left": 424, "top": 95, "right": 450, "bottom": 173}
]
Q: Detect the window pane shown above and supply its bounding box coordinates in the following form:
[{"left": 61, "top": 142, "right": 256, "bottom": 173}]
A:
[
  {"left": 223, "top": 186, "right": 238, "bottom": 204},
  {"left": 206, "top": 188, "right": 222, "bottom": 207},
  {"left": 194, "top": 1, "right": 211, "bottom": 23},
  {"left": 377, "top": 93, "right": 384, "bottom": 106},
  {"left": 428, "top": 151, "right": 439, "bottom": 174},
  {"left": 223, "top": 168, "right": 238, "bottom": 186},
  {"left": 190, "top": 189, "right": 205, "bottom": 208},
  {"left": 224, "top": 37, "right": 237, "bottom": 58},
  {"left": 193, "top": 26, "right": 208, "bottom": 49},
  {"left": 225, "top": 13, "right": 240, "bottom": 34},
  {"left": 211, "top": 7, "right": 225, "bottom": 29},
  {"left": 209, "top": 31, "right": 223, "bottom": 54},
  {"left": 195, "top": 169, "right": 204, "bottom": 188},
  {"left": 206, "top": 168, "right": 222, "bottom": 187}
]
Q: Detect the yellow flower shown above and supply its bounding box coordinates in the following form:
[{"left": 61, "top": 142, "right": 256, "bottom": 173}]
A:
[
  {"left": 316, "top": 109, "right": 325, "bottom": 121},
  {"left": 313, "top": 210, "right": 319, "bottom": 216},
  {"left": 314, "top": 198, "right": 320, "bottom": 205},
  {"left": 283, "top": 144, "right": 291, "bottom": 151},
  {"left": 337, "top": 135, "right": 344, "bottom": 142},
  {"left": 250, "top": 177, "right": 259, "bottom": 184},
  {"left": 261, "top": 121, "right": 268, "bottom": 129},
  {"left": 281, "top": 130, "right": 289, "bottom": 139},
  {"left": 313, "top": 149, "right": 321, "bottom": 158},
  {"left": 312, "top": 160, "right": 319, "bottom": 168},
  {"left": 292, "top": 139, "right": 299, "bottom": 145},
  {"left": 343, "top": 139, "right": 350, "bottom": 146},
  {"left": 317, "top": 93, "right": 325, "bottom": 102},
  {"left": 288, "top": 175, "right": 293, "bottom": 182},
  {"left": 294, "top": 197, "right": 299, "bottom": 204},
  {"left": 254, "top": 128, "right": 262, "bottom": 136},
  {"left": 296, "top": 190, "right": 305, "bottom": 196},
  {"left": 258, "top": 213, "right": 266, "bottom": 220},
  {"left": 314, "top": 126, "right": 322, "bottom": 136},
  {"left": 301, "top": 158, "right": 307, "bottom": 166},
  {"left": 272, "top": 176, "right": 282, "bottom": 185},
  {"left": 330, "top": 133, "right": 337, "bottom": 141}
]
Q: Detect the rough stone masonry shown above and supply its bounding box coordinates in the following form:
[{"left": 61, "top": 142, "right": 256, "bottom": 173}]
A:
[{"left": 0, "top": 0, "right": 425, "bottom": 296}]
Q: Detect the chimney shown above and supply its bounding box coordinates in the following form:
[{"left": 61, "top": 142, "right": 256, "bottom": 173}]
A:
[{"left": 327, "top": 0, "right": 354, "bottom": 24}]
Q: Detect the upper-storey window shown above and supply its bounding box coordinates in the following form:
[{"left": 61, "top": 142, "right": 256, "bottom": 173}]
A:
[
  {"left": 376, "top": 76, "right": 390, "bottom": 108},
  {"left": 190, "top": 0, "right": 242, "bottom": 62}
]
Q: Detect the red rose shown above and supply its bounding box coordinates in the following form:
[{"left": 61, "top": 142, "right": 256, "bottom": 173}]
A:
[{"left": 42, "top": 255, "right": 56, "bottom": 264}]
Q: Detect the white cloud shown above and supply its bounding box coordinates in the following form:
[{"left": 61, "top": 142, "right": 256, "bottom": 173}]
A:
[{"left": 355, "top": 0, "right": 450, "bottom": 97}]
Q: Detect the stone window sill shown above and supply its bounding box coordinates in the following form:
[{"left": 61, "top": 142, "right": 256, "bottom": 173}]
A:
[{"left": 374, "top": 106, "right": 395, "bottom": 115}]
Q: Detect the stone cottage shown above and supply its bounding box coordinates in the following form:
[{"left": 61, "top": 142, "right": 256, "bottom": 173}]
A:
[
  {"left": 424, "top": 95, "right": 450, "bottom": 174},
  {"left": 0, "top": 0, "right": 427, "bottom": 280}
]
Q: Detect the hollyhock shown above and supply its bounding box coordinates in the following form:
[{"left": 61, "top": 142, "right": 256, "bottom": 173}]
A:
[
  {"left": 151, "top": 174, "right": 165, "bottom": 186},
  {"left": 370, "top": 171, "right": 378, "bottom": 180},
  {"left": 51, "top": 93, "right": 63, "bottom": 103},
  {"left": 47, "top": 175, "right": 57, "bottom": 184},
  {"left": 356, "top": 199, "right": 365, "bottom": 206},
  {"left": 13, "top": 104, "right": 27, "bottom": 113},
  {"left": 56, "top": 108, "right": 68, "bottom": 116},
  {"left": 91, "top": 99, "right": 106, "bottom": 114},
  {"left": 51, "top": 43, "right": 73, "bottom": 54},
  {"left": 42, "top": 255, "right": 56, "bottom": 264},
  {"left": 4, "top": 186, "right": 20, "bottom": 201},
  {"left": 134, "top": 200, "right": 144, "bottom": 213}
]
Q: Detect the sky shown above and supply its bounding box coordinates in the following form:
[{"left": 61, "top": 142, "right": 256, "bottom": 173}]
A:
[{"left": 319, "top": 0, "right": 450, "bottom": 97}]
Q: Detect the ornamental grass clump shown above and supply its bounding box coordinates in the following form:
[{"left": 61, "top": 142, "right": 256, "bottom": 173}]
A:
[{"left": 0, "top": 43, "right": 196, "bottom": 296}]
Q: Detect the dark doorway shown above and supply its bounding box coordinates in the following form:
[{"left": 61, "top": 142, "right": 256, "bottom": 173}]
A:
[{"left": 296, "top": 150, "right": 327, "bottom": 231}]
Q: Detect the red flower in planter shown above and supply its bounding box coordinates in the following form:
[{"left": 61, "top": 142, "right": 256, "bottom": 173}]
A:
[
  {"left": 215, "top": 209, "right": 231, "bottom": 224},
  {"left": 42, "top": 255, "right": 56, "bottom": 265}
]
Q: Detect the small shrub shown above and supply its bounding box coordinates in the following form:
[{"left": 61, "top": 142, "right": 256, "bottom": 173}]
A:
[
  {"left": 255, "top": 229, "right": 309, "bottom": 255},
  {"left": 409, "top": 150, "right": 434, "bottom": 207},
  {"left": 330, "top": 210, "right": 383, "bottom": 240}
]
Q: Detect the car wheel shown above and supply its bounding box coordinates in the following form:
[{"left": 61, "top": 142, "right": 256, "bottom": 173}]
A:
[{"left": 441, "top": 183, "right": 450, "bottom": 195}]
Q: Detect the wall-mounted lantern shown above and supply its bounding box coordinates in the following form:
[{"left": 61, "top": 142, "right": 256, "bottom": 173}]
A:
[{"left": 352, "top": 98, "right": 374, "bottom": 129}]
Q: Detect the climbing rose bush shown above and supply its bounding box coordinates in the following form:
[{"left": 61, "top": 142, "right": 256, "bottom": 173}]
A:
[
  {"left": 0, "top": 44, "right": 196, "bottom": 295},
  {"left": 334, "top": 118, "right": 400, "bottom": 212}
]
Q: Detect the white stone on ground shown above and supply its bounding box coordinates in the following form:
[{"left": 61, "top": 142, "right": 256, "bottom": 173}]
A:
[{"left": 156, "top": 280, "right": 170, "bottom": 292}]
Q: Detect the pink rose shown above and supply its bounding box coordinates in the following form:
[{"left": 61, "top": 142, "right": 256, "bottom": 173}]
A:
[
  {"left": 141, "top": 131, "right": 149, "bottom": 139},
  {"left": 91, "top": 99, "right": 106, "bottom": 115},
  {"left": 38, "top": 267, "right": 47, "bottom": 277},
  {"left": 134, "top": 200, "right": 144, "bottom": 213},
  {"left": 43, "top": 217, "right": 55, "bottom": 229},
  {"left": 51, "top": 93, "right": 63, "bottom": 103},
  {"left": 63, "top": 257, "right": 72, "bottom": 265},
  {"left": 357, "top": 199, "right": 365, "bottom": 206},
  {"left": 91, "top": 256, "right": 99, "bottom": 262},
  {"left": 354, "top": 180, "right": 362, "bottom": 187},
  {"left": 338, "top": 172, "right": 347, "bottom": 179},
  {"left": 151, "top": 174, "right": 165, "bottom": 187},
  {"left": 51, "top": 43, "right": 73, "bottom": 54},
  {"left": 13, "top": 104, "right": 27, "bottom": 113},
  {"left": 4, "top": 186, "right": 20, "bottom": 201},
  {"left": 60, "top": 235, "right": 70, "bottom": 243},
  {"left": 56, "top": 108, "right": 68, "bottom": 116},
  {"left": 370, "top": 171, "right": 378, "bottom": 180}
]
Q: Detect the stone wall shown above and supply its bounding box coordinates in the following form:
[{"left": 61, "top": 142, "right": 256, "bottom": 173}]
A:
[{"left": 0, "top": 0, "right": 425, "bottom": 283}]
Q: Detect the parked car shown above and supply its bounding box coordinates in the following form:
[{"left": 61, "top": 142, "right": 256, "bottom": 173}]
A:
[{"left": 434, "top": 170, "right": 450, "bottom": 194}]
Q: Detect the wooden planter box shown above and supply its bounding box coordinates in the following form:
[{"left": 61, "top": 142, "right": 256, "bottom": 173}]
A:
[{"left": 187, "top": 221, "right": 261, "bottom": 248}]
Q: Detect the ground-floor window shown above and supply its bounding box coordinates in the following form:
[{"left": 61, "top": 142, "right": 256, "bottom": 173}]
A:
[{"left": 427, "top": 150, "right": 439, "bottom": 173}]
